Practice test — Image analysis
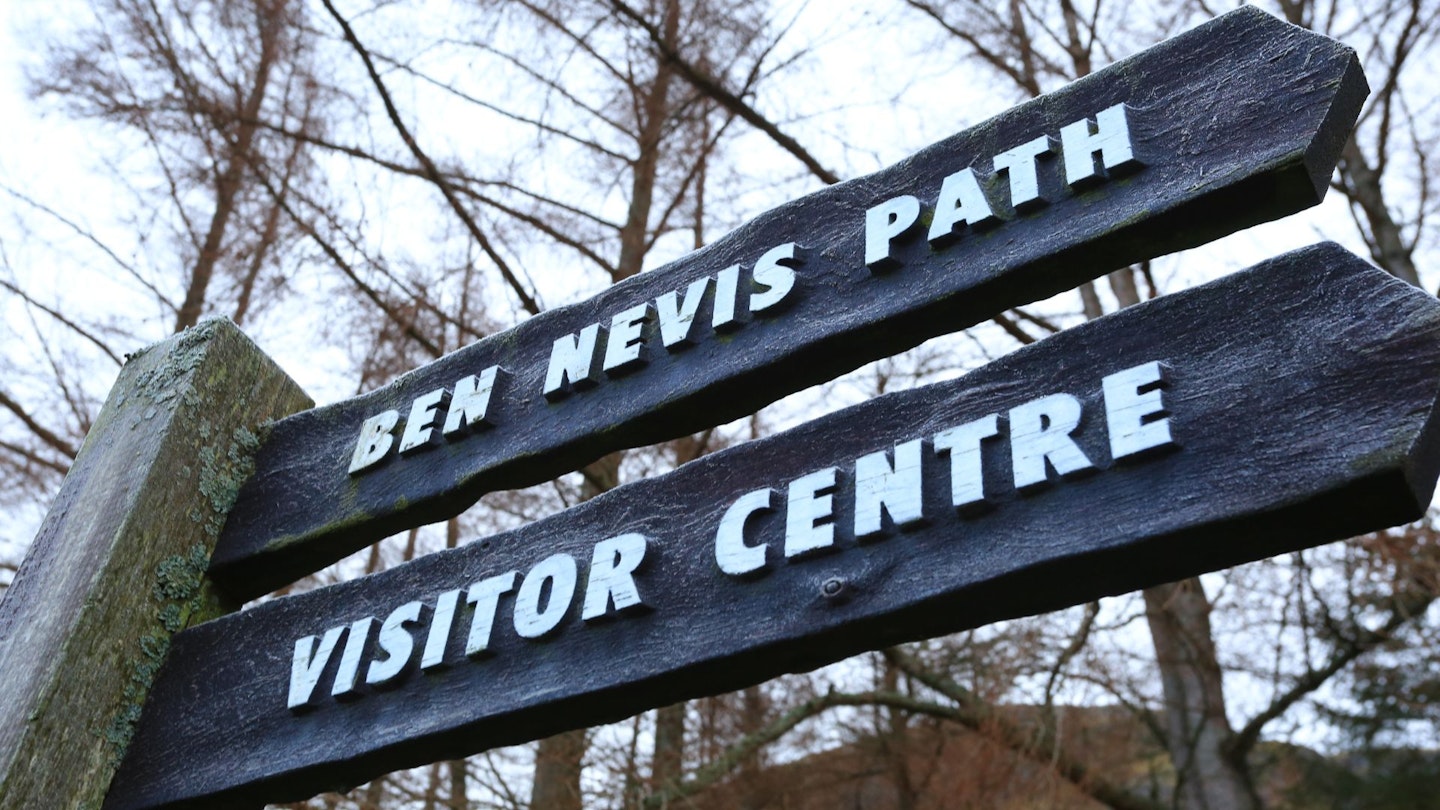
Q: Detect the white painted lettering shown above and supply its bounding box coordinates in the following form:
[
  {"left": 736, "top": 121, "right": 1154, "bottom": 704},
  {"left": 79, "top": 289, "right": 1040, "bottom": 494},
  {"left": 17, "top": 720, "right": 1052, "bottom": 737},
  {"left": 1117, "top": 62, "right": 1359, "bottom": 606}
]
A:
[
  {"left": 398, "top": 389, "right": 448, "bottom": 455},
  {"left": 287, "top": 625, "right": 345, "bottom": 711},
  {"left": 421, "top": 589, "right": 461, "bottom": 671},
  {"left": 582, "top": 533, "right": 648, "bottom": 620},
  {"left": 993, "top": 135, "right": 1054, "bottom": 211},
  {"left": 656, "top": 277, "right": 710, "bottom": 349},
  {"left": 1103, "top": 361, "right": 1174, "bottom": 460},
  {"left": 865, "top": 195, "right": 921, "bottom": 271},
  {"left": 543, "top": 323, "right": 605, "bottom": 400},
  {"left": 716, "top": 488, "right": 775, "bottom": 576},
  {"left": 443, "top": 368, "right": 501, "bottom": 436},
  {"left": 934, "top": 414, "right": 1001, "bottom": 510},
  {"left": 284, "top": 524, "right": 676, "bottom": 708},
  {"left": 713, "top": 265, "right": 742, "bottom": 331},
  {"left": 1010, "top": 393, "right": 1094, "bottom": 491},
  {"left": 348, "top": 410, "right": 399, "bottom": 474},
  {"left": 365, "top": 600, "right": 423, "bottom": 686},
  {"left": 928, "top": 168, "right": 998, "bottom": 246},
  {"left": 854, "top": 439, "right": 925, "bottom": 539},
  {"left": 603, "top": 303, "right": 653, "bottom": 375},
  {"left": 513, "top": 554, "right": 578, "bottom": 639},
  {"left": 465, "top": 572, "right": 517, "bottom": 657},
  {"left": 1060, "top": 103, "right": 1140, "bottom": 187},
  {"left": 785, "top": 467, "right": 838, "bottom": 558},
  {"left": 749, "top": 242, "right": 801, "bottom": 312},
  {"left": 331, "top": 616, "right": 375, "bottom": 698}
]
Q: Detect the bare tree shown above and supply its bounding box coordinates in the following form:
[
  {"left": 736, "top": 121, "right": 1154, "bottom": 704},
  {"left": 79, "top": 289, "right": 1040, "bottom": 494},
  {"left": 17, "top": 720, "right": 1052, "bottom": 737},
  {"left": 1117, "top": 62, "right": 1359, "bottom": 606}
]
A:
[{"left": 0, "top": 0, "right": 334, "bottom": 574}]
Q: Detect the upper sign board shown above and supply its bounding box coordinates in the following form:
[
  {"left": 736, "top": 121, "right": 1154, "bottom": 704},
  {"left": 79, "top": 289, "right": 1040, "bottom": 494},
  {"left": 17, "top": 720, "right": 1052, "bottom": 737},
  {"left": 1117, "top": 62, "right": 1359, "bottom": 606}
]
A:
[
  {"left": 108, "top": 244, "right": 1440, "bottom": 810},
  {"left": 211, "top": 8, "right": 1366, "bottom": 601}
]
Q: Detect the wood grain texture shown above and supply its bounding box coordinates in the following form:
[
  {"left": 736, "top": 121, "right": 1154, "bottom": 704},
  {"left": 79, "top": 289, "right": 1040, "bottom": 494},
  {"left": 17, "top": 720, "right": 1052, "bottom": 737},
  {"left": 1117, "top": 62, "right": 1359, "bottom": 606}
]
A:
[
  {"left": 0, "top": 319, "right": 311, "bottom": 810},
  {"left": 211, "top": 7, "right": 1369, "bottom": 601},
  {"left": 108, "top": 244, "right": 1440, "bottom": 810}
]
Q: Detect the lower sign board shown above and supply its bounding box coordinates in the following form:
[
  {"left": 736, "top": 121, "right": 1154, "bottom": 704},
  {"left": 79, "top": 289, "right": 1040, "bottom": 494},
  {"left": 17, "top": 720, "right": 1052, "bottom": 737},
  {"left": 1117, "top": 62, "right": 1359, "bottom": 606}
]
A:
[{"left": 107, "top": 244, "right": 1440, "bottom": 810}]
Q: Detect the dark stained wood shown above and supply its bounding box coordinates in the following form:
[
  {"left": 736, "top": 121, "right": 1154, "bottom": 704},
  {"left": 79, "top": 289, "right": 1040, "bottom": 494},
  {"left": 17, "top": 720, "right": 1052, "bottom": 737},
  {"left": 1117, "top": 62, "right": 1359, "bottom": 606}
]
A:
[
  {"left": 211, "top": 7, "right": 1369, "bottom": 601},
  {"left": 0, "top": 320, "right": 311, "bottom": 810},
  {"left": 107, "top": 244, "right": 1440, "bottom": 810}
]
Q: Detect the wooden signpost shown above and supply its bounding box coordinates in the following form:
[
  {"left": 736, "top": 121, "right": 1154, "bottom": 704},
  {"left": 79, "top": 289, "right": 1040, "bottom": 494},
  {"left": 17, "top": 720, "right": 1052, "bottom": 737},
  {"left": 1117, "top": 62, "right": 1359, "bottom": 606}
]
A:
[
  {"left": 105, "top": 245, "right": 1440, "bottom": 809},
  {"left": 211, "top": 6, "right": 1366, "bottom": 601},
  {"left": 0, "top": 323, "right": 311, "bottom": 810},
  {"left": 0, "top": 7, "right": 1428, "bottom": 810}
]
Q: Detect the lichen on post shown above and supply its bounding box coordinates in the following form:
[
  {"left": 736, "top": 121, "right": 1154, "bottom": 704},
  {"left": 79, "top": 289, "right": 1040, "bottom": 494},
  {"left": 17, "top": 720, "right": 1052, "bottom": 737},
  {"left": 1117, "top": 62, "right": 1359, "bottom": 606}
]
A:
[{"left": 0, "top": 318, "right": 311, "bottom": 810}]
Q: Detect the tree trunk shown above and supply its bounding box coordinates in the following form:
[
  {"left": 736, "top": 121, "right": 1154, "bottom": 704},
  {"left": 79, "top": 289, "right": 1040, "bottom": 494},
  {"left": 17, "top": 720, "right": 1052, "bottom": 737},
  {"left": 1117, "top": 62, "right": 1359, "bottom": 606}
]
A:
[
  {"left": 1144, "top": 580, "right": 1259, "bottom": 810},
  {"left": 1105, "top": 269, "right": 1257, "bottom": 809},
  {"left": 651, "top": 703, "right": 686, "bottom": 797},
  {"left": 362, "top": 777, "right": 384, "bottom": 809},
  {"left": 530, "top": 1, "right": 683, "bottom": 797},
  {"left": 1336, "top": 137, "right": 1421, "bottom": 287},
  {"left": 530, "top": 729, "right": 587, "bottom": 810},
  {"left": 615, "top": 0, "right": 680, "bottom": 281},
  {"left": 233, "top": 120, "right": 306, "bottom": 327},
  {"left": 737, "top": 686, "right": 768, "bottom": 810},
  {"left": 880, "top": 659, "right": 917, "bottom": 810},
  {"left": 1272, "top": 1, "right": 1420, "bottom": 289},
  {"left": 175, "top": 1, "right": 285, "bottom": 331},
  {"left": 529, "top": 455, "right": 620, "bottom": 810},
  {"left": 449, "top": 758, "right": 467, "bottom": 810}
]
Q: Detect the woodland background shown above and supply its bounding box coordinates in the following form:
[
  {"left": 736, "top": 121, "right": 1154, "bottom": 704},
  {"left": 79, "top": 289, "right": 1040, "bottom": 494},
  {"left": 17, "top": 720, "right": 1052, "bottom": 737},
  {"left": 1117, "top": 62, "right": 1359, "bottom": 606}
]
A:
[{"left": 0, "top": 1, "right": 1437, "bottom": 808}]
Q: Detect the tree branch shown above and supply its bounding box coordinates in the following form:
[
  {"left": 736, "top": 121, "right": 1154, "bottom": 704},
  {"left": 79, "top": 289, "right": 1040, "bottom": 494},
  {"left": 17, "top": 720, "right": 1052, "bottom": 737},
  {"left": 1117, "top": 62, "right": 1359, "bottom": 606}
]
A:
[
  {"left": 905, "top": 0, "right": 1044, "bottom": 96},
  {"left": 885, "top": 647, "right": 1162, "bottom": 810},
  {"left": 319, "top": 0, "right": 542, "bottom": 316},
  {"left": 641, "top": 689, "right": 936, "bottom": 810},
  {"left": 252, "top": 169, "right": 445, "bottom": 358},
  {"left": 0, "top": 437, "right": 71, "bottom": 476},
  {"left": 1012, "top": 305, "right": 1062, "bottom": 334},
  {"left": 991, "top": 312, "right": 1036, "bottom": 344},
  {"left": 374, "top": 51, "right": 636, "bottom": 164},
  {"left": 0, "top": 183, "right": 177, "bottom": 314},
  {"left": 0, "top": 390, "right": 78, "bottom": 461},
  {"left": 1229, "top": 584, "right": 1437, "bottom": 758},
  {"left": 0, "top": 279, "right": 124, "bottom": 366},
  {"left": 608, "top": 0, "right": 840, "bottom": 186}
]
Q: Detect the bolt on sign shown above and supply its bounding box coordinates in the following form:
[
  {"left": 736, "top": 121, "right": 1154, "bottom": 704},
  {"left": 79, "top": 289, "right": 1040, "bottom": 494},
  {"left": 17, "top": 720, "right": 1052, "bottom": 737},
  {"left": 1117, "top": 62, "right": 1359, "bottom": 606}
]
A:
[{"left": 5, "top": 6, "right": 1432, "bottom": 810}]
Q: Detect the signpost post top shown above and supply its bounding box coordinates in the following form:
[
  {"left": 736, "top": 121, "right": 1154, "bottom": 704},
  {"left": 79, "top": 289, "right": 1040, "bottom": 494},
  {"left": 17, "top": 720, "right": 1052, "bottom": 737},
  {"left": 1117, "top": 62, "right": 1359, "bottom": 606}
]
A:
[{"left": 0, "top": 321, "right": 311, "bottom": 810}]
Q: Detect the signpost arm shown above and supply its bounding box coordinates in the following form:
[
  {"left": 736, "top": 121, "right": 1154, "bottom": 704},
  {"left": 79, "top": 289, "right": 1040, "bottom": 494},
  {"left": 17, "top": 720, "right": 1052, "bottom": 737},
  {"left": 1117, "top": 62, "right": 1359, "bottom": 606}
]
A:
[
  {"left": 102, "top": 245, "right": 1440, "bottom": 810},
  {"left": 209, "top": 6, "right": 1369, "bottom": 602},
  {"left": 0, "top": 319, "right": 311, "bottom": 810}
]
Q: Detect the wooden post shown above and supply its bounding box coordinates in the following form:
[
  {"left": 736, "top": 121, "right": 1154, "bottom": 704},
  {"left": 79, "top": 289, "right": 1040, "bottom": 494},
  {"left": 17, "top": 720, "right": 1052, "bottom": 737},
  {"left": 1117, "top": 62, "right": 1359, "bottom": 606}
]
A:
[{"left": 0, "top": 319, "right": 311, "bottom": 810}]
